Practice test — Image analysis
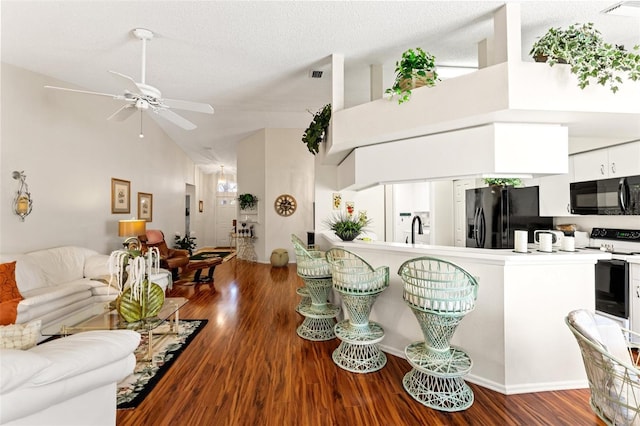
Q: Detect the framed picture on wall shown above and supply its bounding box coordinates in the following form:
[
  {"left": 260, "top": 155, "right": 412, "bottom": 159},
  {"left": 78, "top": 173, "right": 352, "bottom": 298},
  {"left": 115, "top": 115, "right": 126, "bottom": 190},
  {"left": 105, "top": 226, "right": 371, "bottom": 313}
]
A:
[
  {"left": 199, "top": 200, "right": 204, "bottom": 213},
  {"left": 111, "top": 178, "right": 130, "bottom": 214},
  {"left": 138, "top": 192, "right": 153, "bottom": 222}
]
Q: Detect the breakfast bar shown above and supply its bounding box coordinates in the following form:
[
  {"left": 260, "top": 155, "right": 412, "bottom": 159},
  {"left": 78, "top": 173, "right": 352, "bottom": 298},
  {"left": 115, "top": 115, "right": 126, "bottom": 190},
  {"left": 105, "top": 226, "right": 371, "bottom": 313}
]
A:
[{"left": 317, "top": 233, "right": 611, "bottom": 395}]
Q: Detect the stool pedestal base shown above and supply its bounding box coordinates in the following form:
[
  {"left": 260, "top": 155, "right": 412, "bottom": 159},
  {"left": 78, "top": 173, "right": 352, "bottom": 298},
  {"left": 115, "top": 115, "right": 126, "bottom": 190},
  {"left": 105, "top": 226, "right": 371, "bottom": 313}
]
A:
[{"left": 402, "top": 368, "right": 474, "bottom": 412}]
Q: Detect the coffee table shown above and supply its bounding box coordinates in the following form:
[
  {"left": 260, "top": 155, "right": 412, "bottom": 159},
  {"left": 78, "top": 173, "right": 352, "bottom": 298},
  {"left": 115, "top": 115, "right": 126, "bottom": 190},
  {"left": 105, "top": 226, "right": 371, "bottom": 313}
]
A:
[{"left": 41, "top": 297, "right": 188, "bottom": 361}]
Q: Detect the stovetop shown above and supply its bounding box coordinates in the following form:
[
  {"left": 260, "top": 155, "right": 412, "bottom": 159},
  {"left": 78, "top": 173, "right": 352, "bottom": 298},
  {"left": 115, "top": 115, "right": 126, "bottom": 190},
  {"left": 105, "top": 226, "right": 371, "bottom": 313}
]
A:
[{"left": 586, "top": 227, "right": 640, "bottom": 258}]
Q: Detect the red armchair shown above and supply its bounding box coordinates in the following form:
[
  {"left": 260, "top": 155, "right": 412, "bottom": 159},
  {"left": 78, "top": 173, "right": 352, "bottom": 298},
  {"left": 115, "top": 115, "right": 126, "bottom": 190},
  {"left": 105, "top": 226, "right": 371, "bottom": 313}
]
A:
[{"left": 139, "top": 230, "right": 189, "bottom": 280}]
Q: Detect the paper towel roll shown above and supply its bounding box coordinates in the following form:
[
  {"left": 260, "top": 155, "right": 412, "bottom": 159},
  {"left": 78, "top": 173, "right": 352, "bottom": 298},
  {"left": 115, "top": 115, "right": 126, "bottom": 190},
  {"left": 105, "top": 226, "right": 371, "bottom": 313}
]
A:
[
  {"left": 514, "top": 230, "right": 528, "bottom": 253},
  {"left": 539, "top": 233, "right": 553, "bottom": 252}
]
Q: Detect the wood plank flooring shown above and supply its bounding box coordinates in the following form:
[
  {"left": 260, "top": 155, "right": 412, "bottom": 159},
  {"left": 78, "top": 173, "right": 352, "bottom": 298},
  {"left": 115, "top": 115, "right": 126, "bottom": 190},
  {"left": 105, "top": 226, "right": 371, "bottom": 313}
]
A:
[{"left": 116, "top": 259, "right": 604, "bottom": 426}]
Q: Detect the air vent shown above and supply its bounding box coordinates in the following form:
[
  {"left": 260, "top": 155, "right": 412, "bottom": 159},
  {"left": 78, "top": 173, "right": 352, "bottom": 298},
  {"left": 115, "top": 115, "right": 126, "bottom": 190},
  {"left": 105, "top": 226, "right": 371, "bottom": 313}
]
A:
[
  {"left": 309, "top": 70, "right": 324, "bottom": 79},
  {"left": 602, "top": 1, "right": 640, "bottom": 16}
]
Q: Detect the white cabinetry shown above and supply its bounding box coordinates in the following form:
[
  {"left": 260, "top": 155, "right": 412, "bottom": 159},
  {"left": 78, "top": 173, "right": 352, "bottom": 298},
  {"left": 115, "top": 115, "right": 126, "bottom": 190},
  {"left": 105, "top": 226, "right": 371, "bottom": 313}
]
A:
[
  {"left": 572, "top": 142, "right": 640, "bottom": 182},
  {"left": 536, "top": 156, "right": 574, "bottom": 217},
  {"left": 453, "top": 179, "right": 484, "bottom": 247}
]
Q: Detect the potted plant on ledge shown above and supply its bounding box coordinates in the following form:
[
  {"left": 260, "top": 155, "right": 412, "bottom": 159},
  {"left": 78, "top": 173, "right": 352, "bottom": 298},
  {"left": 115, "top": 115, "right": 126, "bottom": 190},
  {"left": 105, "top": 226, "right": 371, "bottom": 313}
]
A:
[
  {"left": 385, "top": 47, "right": 439, "bottom": 104},
  {"left": 483, "top": 178, "right": 522, "bottom": 187},
  {"left": 238, "top": 193, "right": 258, "bottom": 211},
  {"left": 529, "top": 22, "right": 640, "bottom": 93},
  {"left": 302, "top": 104, "right": 331, "bottom": 155}
]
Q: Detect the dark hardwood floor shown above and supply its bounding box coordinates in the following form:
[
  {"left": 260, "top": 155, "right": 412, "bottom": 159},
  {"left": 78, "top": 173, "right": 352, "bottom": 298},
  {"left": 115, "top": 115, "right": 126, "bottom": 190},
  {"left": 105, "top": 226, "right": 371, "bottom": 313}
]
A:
[{"left": 117, "top": 258, "right": 603, "bottom": 426}]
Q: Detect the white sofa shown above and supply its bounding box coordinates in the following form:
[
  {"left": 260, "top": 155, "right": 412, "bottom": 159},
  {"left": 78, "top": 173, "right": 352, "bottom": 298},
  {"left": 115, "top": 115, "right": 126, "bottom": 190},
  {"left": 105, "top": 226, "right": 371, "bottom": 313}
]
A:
[
  {"left": 0, "top": 329, "right": 140, "bottom": 425},
  {"left": 0, "top": 246, "right": 170, "bottom": 339}
]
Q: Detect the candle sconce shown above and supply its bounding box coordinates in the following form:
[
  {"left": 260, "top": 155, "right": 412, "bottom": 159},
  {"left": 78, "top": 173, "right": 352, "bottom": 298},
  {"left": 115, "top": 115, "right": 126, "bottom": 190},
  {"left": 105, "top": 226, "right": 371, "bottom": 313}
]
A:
[{"left": 12, "top": 171, "right": 32, "bottom": 221}]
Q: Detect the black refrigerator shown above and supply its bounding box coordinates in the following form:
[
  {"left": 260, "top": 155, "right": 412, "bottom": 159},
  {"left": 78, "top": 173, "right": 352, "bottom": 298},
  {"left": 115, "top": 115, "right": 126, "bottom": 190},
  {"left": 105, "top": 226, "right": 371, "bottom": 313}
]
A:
[{"left": 466, "top": 186, "right": 553, "bottom": 249}]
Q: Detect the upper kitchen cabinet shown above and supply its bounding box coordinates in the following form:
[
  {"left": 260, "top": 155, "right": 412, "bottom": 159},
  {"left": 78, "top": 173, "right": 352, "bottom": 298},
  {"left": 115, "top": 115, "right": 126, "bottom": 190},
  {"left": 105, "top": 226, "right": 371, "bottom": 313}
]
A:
[
  {"left": 536, "top": 156, "right": 575, "bottom": 217},
  {"left": 572, "top": 142, "right": 640, "bottom": 183}
]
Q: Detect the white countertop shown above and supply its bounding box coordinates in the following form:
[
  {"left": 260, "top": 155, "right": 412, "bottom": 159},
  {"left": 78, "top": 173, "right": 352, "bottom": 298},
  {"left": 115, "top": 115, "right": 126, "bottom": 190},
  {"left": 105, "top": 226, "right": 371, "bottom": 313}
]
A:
[{"left": 319, "top": 232, "right": 611, "bottom": 265}]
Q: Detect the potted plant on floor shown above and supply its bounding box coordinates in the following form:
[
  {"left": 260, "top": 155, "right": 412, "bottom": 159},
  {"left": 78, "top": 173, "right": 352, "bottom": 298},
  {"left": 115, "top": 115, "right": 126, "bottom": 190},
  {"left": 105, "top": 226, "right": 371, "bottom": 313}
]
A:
[
  {"left": 529, "top": 22, "right": 640, "bottom": 93},
  {"left": 324, "top": 210, "right": 372, "bottom": 241},
  {"left": 302, "top": 104, "right": 331, "bottom": 155},
  {"left": 385, "top": 47, "right": 439, "bottom": 104},
  {"left": 174, "top": 233, "right": 197, "bottom": 256}
]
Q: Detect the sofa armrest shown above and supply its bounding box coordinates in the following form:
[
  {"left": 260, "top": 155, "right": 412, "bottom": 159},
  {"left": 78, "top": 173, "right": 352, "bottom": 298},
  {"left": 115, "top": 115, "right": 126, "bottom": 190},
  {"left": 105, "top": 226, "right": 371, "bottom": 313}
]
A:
[{"left": 27, "top": 330, "right": 140, "bottom": 385}]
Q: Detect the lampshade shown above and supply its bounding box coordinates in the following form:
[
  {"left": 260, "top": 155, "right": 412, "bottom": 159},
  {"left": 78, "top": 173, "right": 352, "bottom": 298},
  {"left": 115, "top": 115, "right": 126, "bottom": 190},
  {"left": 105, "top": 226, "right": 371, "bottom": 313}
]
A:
[{"left": 118, "top": 219, "right": 146, "bottom": 237}]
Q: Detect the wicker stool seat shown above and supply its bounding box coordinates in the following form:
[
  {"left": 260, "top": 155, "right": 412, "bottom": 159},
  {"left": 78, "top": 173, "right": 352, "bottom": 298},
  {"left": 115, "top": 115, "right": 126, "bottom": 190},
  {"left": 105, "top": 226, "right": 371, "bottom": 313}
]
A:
[
  {"left": 398, "top": 256, "right": 478, "bottom": 412},
  {"left": 326, "top": 248, "right": 389, "bottom": 373},
  {"left": 291, "top": 234, "right": 339, "bottom": 341}
]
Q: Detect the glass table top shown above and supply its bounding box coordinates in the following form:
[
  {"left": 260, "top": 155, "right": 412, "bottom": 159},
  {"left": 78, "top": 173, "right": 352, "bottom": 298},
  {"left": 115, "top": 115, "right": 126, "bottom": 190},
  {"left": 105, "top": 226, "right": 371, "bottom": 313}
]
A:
[{"left": 41, "top": 297, "right": 188, "bottom": 336}]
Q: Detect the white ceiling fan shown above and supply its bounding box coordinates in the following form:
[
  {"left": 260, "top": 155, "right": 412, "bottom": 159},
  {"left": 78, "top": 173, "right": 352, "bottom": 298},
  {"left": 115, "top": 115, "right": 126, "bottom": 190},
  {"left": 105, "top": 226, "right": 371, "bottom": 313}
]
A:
[{"left": 45, "top": 28, "right": 214, "bottom": 137}]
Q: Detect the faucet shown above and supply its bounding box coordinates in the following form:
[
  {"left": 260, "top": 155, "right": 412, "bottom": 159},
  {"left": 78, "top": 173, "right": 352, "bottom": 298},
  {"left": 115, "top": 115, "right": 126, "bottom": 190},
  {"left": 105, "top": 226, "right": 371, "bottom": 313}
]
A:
[{"left": 411, "top": 215, "right": 423, "bottom": 244}]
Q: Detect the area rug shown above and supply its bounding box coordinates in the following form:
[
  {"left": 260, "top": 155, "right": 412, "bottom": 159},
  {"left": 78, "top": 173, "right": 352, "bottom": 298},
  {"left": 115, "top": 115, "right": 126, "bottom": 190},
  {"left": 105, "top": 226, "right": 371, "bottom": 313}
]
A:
[
  {"left": 190, "top": 248, "right": 236, "bottom": 262},
  {"left": 117, "top": 319, "right": 207, "bottom": 409}
]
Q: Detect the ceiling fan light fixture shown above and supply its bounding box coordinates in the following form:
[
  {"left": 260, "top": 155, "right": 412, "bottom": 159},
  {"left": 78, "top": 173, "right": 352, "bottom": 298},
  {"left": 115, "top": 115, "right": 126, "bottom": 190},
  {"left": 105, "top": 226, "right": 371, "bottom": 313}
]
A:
[{"left": 139, "top": 111, "right": 144, "bottom": 138}]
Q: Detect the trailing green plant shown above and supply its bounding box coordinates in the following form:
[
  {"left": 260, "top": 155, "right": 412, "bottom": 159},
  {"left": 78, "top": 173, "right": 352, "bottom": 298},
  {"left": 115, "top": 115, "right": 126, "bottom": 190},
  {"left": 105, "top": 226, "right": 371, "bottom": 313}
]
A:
[
  {"left": 483, "top": 178, "right": 522, "bottom": 187},
  {"left": 385, "top": 47, "right": 439, "bottom": 104},
  {"left": 238, "top": 193, "right": 258, "bottom": 210},
  {"left": 302, "top": 104, "right": 331, "bottom": 155},
  {"left": 324, "top": 210, "right": 372, "bottom": 242},
  {"left": 529, "top": 22, "right": 640, "bottom": 93}
]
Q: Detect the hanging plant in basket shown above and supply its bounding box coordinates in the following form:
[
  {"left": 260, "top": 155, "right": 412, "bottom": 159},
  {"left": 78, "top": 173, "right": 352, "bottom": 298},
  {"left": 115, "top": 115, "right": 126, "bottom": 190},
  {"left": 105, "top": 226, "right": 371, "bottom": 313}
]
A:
[
  {"left": 302, "top": 104, "right": 331, "bottom": 155},
  {"left": 385, "top": 47, "right": 439, "bottom": 104}
]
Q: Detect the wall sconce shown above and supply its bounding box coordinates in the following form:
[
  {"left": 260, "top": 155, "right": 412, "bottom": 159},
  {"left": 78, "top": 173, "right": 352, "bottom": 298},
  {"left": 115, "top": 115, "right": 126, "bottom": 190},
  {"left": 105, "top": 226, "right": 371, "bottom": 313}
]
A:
[{"left": 12, "top": 171, "right": 32, "bottom": 221}]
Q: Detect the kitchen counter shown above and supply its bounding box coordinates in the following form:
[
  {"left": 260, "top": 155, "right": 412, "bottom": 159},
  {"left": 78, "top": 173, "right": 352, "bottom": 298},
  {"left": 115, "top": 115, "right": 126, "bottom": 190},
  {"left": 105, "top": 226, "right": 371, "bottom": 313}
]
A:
[{"left": 317, "top": 233, "right": 610, "bottom": 395}]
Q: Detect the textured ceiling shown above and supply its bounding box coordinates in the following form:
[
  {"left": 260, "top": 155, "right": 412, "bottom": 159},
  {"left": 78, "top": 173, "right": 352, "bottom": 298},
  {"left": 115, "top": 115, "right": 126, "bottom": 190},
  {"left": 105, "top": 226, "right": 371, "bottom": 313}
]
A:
[{"left": 2, "top": 1, "right": 639, "bottom": 174}]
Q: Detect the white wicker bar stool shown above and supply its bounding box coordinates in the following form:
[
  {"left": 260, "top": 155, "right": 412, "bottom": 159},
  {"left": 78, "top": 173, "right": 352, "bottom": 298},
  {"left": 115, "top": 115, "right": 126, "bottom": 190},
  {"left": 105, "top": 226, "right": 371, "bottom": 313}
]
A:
[
  {"left": 291, "top": 234, "right": 339, "bottom": 341},
  {"left": 326, "top": 248, "right": 389, "bottom": 373},
  {"left": 398, "top": 256, "right": 478, "bottom": 412}
]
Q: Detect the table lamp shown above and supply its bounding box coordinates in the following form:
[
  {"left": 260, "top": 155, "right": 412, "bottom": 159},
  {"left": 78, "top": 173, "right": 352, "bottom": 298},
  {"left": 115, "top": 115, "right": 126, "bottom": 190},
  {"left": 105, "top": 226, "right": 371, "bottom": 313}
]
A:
[{"left": 118, "top": 219, "right": 146, "bottom": 250}]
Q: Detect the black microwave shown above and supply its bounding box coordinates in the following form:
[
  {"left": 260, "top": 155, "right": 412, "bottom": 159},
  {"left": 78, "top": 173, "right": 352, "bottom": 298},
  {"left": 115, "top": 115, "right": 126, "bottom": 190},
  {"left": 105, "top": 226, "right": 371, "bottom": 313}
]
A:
[{"left": 570, "top": 175, "right": 640, "bottom": 215}]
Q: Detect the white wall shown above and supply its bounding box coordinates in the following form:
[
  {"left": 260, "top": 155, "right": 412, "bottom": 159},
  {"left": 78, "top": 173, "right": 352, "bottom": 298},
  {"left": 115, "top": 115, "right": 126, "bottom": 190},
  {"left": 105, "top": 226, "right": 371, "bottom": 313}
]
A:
[
  {"left": 237, "top": 128, "right": 315, "bottom": 263},
  {"left": 265, "top": 128, "right": 315, "bottom": 262},
  {"left": 0, "top": 63, "right": 214, "bottom": 254}
]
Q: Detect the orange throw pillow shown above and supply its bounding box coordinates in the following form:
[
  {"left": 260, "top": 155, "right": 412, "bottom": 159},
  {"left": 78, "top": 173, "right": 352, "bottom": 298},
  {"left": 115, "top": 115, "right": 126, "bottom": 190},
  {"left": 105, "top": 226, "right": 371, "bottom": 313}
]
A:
[{"left": 0, "top": 262, "right": 23, "bottom": 325}]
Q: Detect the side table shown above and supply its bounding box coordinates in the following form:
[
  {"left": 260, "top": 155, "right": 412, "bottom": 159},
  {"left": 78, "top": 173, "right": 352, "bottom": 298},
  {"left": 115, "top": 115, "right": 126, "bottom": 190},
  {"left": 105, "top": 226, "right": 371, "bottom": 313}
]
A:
[{"left": 237, "top": 236, "right": 257, "bottom": 262}]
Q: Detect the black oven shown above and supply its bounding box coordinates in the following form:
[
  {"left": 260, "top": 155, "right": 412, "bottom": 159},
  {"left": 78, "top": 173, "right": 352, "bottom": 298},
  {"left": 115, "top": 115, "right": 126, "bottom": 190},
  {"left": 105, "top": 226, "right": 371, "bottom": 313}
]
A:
[
  {"left": 570, "top": 175, "right": 640, "bottom": 215},
  {"left": 595, "top": 259, "right": 629, "bottom": 320}
]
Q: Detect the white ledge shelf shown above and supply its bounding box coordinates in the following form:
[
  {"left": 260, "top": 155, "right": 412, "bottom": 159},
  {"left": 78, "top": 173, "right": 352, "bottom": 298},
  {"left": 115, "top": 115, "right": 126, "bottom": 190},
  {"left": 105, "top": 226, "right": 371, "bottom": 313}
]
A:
[{"left": 325, "top": 61, "right": 640, "bottom": 169}]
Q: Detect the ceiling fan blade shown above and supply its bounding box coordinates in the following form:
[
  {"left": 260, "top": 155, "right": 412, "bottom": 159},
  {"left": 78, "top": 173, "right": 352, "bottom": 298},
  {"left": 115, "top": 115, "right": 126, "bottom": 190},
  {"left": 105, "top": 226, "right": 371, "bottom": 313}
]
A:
[
  {"left": 107, "top": 104, "right": 137, "bottom": 121},
  {"left": 154, "top": 108, "right": 197, "bottom": 130},
  {"left": 44, "top": 85, "right": 125, "bottom": 100},
  {"left": 162, "top": 98, "right": 214, "bottom": 114},
  {"left": 108, "top": 70, "right": 141, "bottom": 94}
]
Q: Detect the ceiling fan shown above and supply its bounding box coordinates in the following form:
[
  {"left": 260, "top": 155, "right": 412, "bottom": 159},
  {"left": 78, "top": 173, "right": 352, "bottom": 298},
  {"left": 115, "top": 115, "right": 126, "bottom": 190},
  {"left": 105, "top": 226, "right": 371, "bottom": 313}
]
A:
[{"left": 45, "top": 28, "right": 214, "bottom": 137}]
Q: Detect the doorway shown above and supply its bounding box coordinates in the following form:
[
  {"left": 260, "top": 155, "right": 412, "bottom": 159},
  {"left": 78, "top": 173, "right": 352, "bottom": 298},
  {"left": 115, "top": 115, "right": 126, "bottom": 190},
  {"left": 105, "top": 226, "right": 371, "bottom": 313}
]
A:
[{"left": 185, "top": 183, "right": 196, "bottom": 238}]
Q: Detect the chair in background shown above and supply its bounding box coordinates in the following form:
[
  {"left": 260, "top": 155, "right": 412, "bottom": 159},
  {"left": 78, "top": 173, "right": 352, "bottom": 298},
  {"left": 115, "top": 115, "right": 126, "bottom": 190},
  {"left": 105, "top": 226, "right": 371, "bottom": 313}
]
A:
[
  {"left": 325, "top": 248, "right": 389, "bottom": 373},
  {"left": 398, "top": 256, "right": 478, "bottom": 412},
  {"left": 566, "top": 309, "right": 640, "bottom": 425},
  {"left": 139, "top": 230, "right": 189, "bottom": 280},
  {"left": 291, "top": 234, "right": 339, "bottom": 341}
]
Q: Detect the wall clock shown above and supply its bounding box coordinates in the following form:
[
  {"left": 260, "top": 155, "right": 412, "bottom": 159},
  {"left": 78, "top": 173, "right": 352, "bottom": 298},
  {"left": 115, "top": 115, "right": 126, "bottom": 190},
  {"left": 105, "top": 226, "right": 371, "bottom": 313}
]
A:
[{"left": 274, "top": 194, "right": 297, "bottom": 217}]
